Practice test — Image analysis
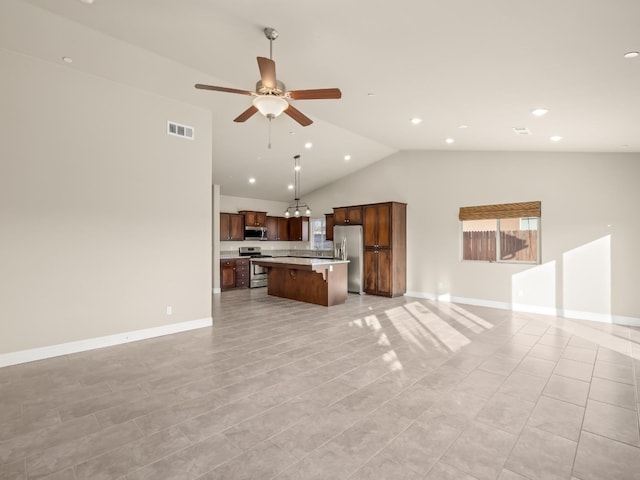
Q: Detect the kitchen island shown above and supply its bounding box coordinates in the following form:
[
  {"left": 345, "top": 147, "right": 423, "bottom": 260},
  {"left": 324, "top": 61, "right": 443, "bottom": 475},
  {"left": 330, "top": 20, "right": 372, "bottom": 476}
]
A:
[{"left": 251, "top": 257, "right": 349, "bottom": 306}]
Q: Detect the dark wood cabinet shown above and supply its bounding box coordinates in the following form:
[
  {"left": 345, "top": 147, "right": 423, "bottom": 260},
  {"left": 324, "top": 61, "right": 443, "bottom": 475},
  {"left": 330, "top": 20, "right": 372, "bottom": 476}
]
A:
[
  {"left": 279, "top": 218, "right": 289, "bottom": 241},
  {"left": 333, "top": 206, "right": 363, "bottom": 225},
  {"left": 220, "top": 260, "right": 237, "bottom": 290},
  {"left": 239, "top": 210, "right": 267, "bottom": 227},
  {"left": 266, "top": 216, "right": 289, "bottom": 241},
  {"left": 288, "top": 216, "right": 309, "bottom": 241},
  {"left": 220, "top": 213, "right": 244, "bottom": 241},
  {"left": 235, "top": 258, "right": 249, "bottom": 288},
  {"left": 266, "top": 216, "right": 277, "bottom": 241},
  {"left": 364, "top": 248, "right": 392, "bottom": 296},
  {"left": 220, "top": 258, "right": 250, "bottom": 291},
  {"left": 362, "top": 202, "right": 406, "bottom": 297},
  {"left": 325, "top": 214, "right": 335, "bottom": 241},
  {"left": 363, "top": 203, "right": 392, "bottom": 248}
]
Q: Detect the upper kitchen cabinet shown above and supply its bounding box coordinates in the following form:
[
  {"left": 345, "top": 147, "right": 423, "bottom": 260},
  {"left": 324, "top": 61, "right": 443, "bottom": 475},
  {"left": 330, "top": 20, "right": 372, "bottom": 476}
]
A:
[
  {"left": 333, "top": 206, "right": 363, "bottom": 225},
  {"left": 325, "top": 214, "right": 335, "bottom": 241},
  {"left": 239, "top": 210, "right": 267, "bottom": 227},
  {"left": 266, "top": 216, "right": 289, "bottom": 241},
  {"left": 266, "top": 216, "right": 277, "bottom": 241},
  {"left": 220, "top": 212, "right": 244, "bottom": 241},
  {"left": 362, "top": 202, "right": 406, "bottom": 297},
  {"left": 288, "top": 216, "right": 309, "bottom": 242},
  {"left": 363, "top": 203, "right": 392, "bottom": 248}
]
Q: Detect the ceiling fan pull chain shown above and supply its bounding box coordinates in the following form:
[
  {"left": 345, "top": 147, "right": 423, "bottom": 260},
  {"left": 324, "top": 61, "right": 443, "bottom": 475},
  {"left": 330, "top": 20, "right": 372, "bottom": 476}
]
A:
[{"left": 268, "top": 117, "right": 272, "bottom": 149}]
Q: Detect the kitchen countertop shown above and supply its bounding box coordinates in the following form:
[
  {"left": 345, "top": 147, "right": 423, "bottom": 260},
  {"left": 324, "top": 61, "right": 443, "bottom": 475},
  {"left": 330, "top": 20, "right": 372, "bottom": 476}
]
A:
[
  {"left": 251, "top": 257, "right": 348, "bottom": 267},
  {"left": 220, "top": 250, "right": 334, "bottom": 260}
]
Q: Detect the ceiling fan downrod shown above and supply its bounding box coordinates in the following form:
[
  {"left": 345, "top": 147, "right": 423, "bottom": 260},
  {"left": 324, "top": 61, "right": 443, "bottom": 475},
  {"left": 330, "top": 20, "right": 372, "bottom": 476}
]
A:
[{"left": 264, "top": 27, "right": 278, "bottom": 60}]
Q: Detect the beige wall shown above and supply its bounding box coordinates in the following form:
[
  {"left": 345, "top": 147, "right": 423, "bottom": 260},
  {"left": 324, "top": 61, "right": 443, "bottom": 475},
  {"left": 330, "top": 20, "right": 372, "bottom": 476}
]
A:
[
  {"left": 0, "top": 49, "right": 213, "bottom": 355},
  {"left": 219, "top": 195, "right": 289, "bottom": 217},
  {"left": 305, "top": 150, "right": 640, "bottom": 323}
]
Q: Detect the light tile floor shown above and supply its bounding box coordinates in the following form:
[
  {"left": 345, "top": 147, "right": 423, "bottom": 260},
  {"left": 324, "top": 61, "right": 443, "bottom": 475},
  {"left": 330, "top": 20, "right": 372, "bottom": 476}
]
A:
[{"left": 1, "top": 289, "right": 640, "bottom": 479}]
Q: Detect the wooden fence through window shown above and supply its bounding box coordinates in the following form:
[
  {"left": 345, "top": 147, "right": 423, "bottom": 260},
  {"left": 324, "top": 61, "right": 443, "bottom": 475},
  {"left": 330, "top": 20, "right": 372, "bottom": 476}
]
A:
[{"left": 463, "top": 230, "right": 538, "bottom": 262}]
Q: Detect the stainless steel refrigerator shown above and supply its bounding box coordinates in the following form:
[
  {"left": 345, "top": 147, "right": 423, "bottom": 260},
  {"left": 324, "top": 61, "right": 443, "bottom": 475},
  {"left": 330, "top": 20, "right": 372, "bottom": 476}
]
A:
[{"left": 333, "top": 225, "right": 364, "bottom": 294}]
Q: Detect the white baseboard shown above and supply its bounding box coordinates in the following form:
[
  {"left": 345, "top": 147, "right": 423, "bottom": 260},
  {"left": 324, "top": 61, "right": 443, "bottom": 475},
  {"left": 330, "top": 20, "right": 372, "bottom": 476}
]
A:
[
  {"left": 405, "top": 291, "right": 640, "bottom": 328},
  {"left": 405, "top": 291, "right": 512, "bottom": 311},
  {"left": 558, "top": 309, "right": 640, "bottom": 328},
  {"left": 0, "top": 317, "right": 212, "bottom": 368}
]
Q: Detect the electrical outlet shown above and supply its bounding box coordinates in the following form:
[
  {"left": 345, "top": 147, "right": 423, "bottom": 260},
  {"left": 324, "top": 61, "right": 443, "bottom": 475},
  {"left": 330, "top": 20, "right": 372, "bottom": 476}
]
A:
[{"left": 166, "top": 306, "right": 173, "bottom": 315}]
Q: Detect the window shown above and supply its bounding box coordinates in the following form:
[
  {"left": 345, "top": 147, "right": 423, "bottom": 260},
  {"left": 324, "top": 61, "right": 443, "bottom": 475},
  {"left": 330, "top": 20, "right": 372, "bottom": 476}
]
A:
[
  {"left": 310, "top": 217, "right": 332, "bottom": 251},
  {"left": 459, "top": 201, "right": 541, "bottom": 263}
]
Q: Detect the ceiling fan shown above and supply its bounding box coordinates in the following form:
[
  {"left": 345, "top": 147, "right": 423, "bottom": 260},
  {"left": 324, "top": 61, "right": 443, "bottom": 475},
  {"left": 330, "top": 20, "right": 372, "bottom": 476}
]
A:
[{"left": 195, "top": 27, "right": 342, "bottom": 127}]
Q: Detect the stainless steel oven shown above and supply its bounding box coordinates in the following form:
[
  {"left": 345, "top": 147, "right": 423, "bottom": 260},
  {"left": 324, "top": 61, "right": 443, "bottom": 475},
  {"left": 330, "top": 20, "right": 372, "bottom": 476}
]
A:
[
  {"left": 250, "top": 261, "right": 268, "bottom": 288},
  {"left": 239, "top": 246, "right": 271, "bottom": 288}
]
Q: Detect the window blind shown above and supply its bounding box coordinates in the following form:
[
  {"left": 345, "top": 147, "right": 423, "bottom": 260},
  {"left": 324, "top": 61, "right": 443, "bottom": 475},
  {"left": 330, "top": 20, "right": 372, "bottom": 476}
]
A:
[{"left": 459, "top": 201, "right": 541, "bottom": 221}]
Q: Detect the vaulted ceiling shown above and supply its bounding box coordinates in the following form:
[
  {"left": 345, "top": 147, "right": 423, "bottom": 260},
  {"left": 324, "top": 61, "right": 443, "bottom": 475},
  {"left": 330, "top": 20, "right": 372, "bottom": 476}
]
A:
[{"left": 3, "top": 0, "right": 639, "bottom": 201}]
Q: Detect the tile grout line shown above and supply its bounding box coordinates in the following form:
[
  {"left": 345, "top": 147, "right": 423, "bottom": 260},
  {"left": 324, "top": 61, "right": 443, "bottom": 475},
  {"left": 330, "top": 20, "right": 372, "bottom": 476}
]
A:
[{"left": 78, "top": 303, "right": 429, "bottom": 479}]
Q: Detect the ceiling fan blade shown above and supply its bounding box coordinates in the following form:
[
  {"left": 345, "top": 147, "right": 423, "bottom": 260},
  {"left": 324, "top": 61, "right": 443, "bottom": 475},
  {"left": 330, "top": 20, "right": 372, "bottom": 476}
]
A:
[
  {"left": 284, "top": 104, "right": 313, "bottom": 127},
  {"left": 257, "top": 57, "right": 277, "bottom": 89},
  {"left": 233, "top": 105, "right": 259, "bottom": 123},
  {"left": 288, "top": 88, "right": 342, "bottom": 100},
  {"left": 195, "top": 84, "right": 253, "bottom": 96}
]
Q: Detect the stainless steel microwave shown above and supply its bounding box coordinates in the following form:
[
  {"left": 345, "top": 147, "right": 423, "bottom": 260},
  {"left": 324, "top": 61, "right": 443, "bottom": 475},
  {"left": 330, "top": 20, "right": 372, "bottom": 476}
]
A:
[{"left": 244, "top": 226, "right": 267, "bottom": 240}]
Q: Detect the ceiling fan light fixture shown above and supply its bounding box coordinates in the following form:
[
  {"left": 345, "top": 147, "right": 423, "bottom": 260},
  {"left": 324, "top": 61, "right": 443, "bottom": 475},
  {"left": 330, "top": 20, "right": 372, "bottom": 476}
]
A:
[{"left": 253, "top": 95, "right": 288, "bottom": 118}]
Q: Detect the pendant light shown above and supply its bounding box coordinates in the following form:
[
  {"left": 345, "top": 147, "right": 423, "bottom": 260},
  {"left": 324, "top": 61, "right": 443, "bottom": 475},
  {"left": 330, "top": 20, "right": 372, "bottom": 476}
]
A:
[{"left": 284, "top": 154, "right": 311, "bottom": 217}]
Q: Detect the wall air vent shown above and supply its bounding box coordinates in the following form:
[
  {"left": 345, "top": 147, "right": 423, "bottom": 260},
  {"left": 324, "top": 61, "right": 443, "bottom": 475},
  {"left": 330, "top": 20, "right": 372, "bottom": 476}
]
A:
[
  {"left": 512, "top": 127, "right": 532, "bottom": 136},
  {"left": 167, "top": 121, "right": 194, "bottom": 140}
]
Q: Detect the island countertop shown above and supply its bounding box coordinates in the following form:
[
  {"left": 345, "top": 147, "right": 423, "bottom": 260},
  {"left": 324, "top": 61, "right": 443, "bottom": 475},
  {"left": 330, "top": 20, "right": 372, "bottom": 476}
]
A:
[{"left": 251, "top": 257, "right": 349, "bottom": 270}]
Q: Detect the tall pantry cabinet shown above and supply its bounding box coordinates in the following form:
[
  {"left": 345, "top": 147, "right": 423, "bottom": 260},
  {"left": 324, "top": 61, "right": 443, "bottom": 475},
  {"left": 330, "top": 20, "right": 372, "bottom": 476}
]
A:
[{"left": 362, "top": 202, "right": 406, "bottom": 297}]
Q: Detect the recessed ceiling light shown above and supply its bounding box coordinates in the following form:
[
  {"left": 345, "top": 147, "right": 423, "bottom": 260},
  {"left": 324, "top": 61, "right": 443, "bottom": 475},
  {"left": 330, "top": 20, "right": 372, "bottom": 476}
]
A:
[
  {"left": 287, "top": 184, "right": 294, "bottom": 190},
  {"left": 62, "top": 56, "right": 73, "bottom": 63},
  {"left": 367, "top": 93, "right": 375, "bottom": 97},
  {"left": 445, "top": 138, "right": 455, "bottom": 144},
  {"left": 248, "top": 178, "right": 256, "bottom": 184},
  {"left": 304, "top": 142, "right": 312, "bottom": 149},
  {"left": 410, "top": 118, "right": 422, "bottom": 125},
  {"left": 289, "top": 131, "right": 296, "bottom": 135},
  {"left": 531, "top": 108, "right": 549, "bottom": 117},
  {"left": 79, "top": 0, "right": 95, "bottom": 4},
  {"left": 623, "top": 51, "right": 639, "bottom": 59},
  {"left": 550, "top": 135, "right": 563, "bottom": 142},
  {"left": 458, "top": 124, "right": 469, "bottom": 129},
  {"left": 344, "top": 155, "right": 351, "bottom": 161}
]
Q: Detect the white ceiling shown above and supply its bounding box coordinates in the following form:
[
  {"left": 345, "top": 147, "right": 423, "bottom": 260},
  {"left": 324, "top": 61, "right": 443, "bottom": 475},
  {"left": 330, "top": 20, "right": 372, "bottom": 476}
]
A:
[{"left": 2, "top": 0, "right": 639, "bottom": 201}]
